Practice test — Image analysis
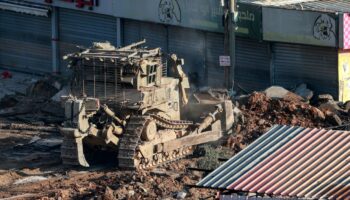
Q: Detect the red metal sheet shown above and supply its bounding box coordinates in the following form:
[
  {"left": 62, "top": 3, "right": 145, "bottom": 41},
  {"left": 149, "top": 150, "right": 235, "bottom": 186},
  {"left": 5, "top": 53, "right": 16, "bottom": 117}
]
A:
[{"left": 199, "top": 126, "right": 350, "bottom": 199}]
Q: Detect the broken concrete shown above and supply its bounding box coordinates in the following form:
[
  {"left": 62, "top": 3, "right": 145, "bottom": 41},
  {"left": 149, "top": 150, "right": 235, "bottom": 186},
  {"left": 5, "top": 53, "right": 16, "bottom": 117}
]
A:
[
  {"left": 13, "top": 176, "right": 48, "bottom": 185},
  {"left": 264, "top": 86, "right": 303, "bottom": 101},
  {"left": 294, "top": 83, "right": 313, "bottom": 101}
]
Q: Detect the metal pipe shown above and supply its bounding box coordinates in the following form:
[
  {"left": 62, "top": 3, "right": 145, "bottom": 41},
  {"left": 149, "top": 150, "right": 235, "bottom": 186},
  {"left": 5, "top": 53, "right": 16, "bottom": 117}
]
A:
[
  {"left": 51, "top": 6, "right": 59, "bottom": 73},
  {"left": 116, "top": 17, "right": 122, "bottom": 47}
]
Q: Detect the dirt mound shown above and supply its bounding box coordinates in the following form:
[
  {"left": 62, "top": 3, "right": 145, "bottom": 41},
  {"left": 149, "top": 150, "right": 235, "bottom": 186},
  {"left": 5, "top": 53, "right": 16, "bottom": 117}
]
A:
[{"left": 228, "top": 92, "right": 328, "bottom": 152}]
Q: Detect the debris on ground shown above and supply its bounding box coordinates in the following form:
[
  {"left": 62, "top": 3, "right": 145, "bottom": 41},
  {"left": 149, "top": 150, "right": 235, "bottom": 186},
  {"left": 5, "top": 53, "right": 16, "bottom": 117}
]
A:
[
  {"left": 0, "top": 74, "right": 67, "bottom": 125},
  {"left": 13, "top": 176, "right": 48, "bottom": 185},
  {"left": 230, "top": 85, "right": 350, "bottom": 153},
  {"left": 0, "top": 81, "right": 350, "bottom": 199}
]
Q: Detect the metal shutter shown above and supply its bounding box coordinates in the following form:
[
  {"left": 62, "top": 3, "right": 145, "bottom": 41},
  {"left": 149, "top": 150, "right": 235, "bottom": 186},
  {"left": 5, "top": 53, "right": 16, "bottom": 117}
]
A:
[
  {"left": 273, "top": 43, "right": 338, "bottom": 97},
  {"left": 59, "top": 9, "right": 117, "bottom": 73},
  {"left": 123, "top": 19, "right": 141, "bottom": 46},
  {"left": 235, "top": 37, "right": 270, "bottom": 92},
  {"left": 0, "top": 10, "right": 51, "bottom": 73},
  {"left": 123, "top": 19, "right": 167, "bottom": 51},
  {"left": 168, "top": 26, "right": 206, "bottom": 87},
  {"left": 206, "top": 32, "right": 225, "bottom": 88}
]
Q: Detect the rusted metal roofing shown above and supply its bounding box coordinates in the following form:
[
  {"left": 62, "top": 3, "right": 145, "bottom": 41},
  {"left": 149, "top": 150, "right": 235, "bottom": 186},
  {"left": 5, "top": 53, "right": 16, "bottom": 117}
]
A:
[
  {"left": 238, "top": 0, "right": 350, "bottom": 13},
  {"left": 197, "top": 125, "right": 350, "bottom": 199}
]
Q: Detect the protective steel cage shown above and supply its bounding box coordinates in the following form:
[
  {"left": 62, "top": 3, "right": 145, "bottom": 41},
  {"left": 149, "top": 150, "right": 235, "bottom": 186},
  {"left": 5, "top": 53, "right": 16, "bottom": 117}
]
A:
[{"left": 71, "top": 57, "right": 167, "bottom": 101}]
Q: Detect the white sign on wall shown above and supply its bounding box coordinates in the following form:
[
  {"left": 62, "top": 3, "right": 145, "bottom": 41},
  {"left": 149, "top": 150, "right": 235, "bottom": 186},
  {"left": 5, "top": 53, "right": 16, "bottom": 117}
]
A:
[{"left": 219, "top": 56, "right": 231, "bottom": 67}]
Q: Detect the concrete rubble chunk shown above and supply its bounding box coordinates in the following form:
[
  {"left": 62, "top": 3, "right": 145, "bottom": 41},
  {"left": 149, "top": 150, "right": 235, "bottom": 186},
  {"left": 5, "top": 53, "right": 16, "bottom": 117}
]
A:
[
  {"left": 264, "top": 86, "right": 289, "bottom": 99},
  {"left": 13, "top": 176, "right": 48, "bottom": 185},
  {"left": 318, "top": 94, "right": 334, "bottom": 102},
  {"left": 151, "top": 168, "right": 180, "bottom": 179},
  {"left": 294, "top": 83, "right": 313, "bottom": 101},
  {"left": 176, "top": 191, "right": 187, "bottom": 199},
  {"left": 264, "top": 86, "right": 303, "bottom": 101}
]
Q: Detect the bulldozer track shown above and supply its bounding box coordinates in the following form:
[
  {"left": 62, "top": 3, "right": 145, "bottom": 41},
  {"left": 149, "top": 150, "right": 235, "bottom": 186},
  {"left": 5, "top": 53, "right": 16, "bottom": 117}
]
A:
[
  {"left": 150, "top": 114, "right": 193, "bottom": 129},
  {"left": 117, "top": 115, "right": 194, "bottom": 170}
]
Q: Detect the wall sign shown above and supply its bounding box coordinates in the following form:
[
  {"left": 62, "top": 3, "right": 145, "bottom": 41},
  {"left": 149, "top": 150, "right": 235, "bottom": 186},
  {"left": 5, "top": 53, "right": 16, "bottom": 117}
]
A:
[
  {"left": 263, "top": 7, "right": 338, "bottom": 47},
  {"left": 338, "top": 51, "right": 350, "bottom": 102},
  {"left": 44, "top": 0, "right": 99, "bottom": 9},
  {"left": 236, "top": 3, "right": 262, "bottom": 40},
  {"left": 115, "top": 0, "right": 224, "bottom": 33},
  {"left": 158, "top": 0, "right": 181, "bottom": 23},
  {"left": 313, "top": 14, "right": 336, "bottom": 41},
  {"left": 219, "top": 55, "right": 231, "bottom": 67}
]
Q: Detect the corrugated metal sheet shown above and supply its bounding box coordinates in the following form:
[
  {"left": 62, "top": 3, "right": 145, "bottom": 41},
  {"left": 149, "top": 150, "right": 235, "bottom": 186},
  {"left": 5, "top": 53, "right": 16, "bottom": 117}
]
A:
[
  {"left": 235, "top": 37, "right": 270, "bottom": 92},
  {"left": 197, "top": 125, "right": 350, "bottom": 199},
  {"left": 238, "top": 0, "right": 350, "bottom": 13},
  {"left": 273, "top": 43, "right": 338, "bottom": 97},
  {"left": 206, "top": 32, "right": 225, "bottom": 87},
  {"left": 283, "top": 0, "right": 350, "bottom": 13},
  {"left": 221, "top": 194, "right": 305, "bottom": 200},
  {"left": 58, "top": 8, "right": 117, "bottom": 73},
  {"left": 0, "top": 9, "right": 52, "bottom": 73}
]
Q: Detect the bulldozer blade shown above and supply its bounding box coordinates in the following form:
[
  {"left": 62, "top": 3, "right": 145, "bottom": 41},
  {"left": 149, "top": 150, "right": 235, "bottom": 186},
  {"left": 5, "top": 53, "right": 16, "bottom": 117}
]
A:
[{"left": 60, "top": 128, "right": 90, "bottom": 167}]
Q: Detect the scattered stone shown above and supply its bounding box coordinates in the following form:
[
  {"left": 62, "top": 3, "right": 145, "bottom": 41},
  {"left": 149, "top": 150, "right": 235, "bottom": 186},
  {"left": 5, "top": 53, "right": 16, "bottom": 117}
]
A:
[
  {"left": 294, "top": 83, "right": 313, "bottom": 101},
  {"left": 103, "top": 186, "right": 115, "bottom": 200},
  {"left": 326, "top": 114, "right": 343, "bottom": 126},
  {"left": 28, "top": 136, "right": 41, "bottom": 144},
  {"left": 264, "top": 86, "right": 289, "bottom": 99},
  {"left": 128, "top": 190, "right": 135, "bottom": 196},
  {"left": 318, "top": 94, "right": 334, "bottom": 102},
  {"left": 319, "top": 102, "right": 342, "bottom": 115},
  {"left": 13, "top": 176, "right": 48, "bottom": 185},
  {"left": 150, "top": 168, "right": 180, "bottom": 179},
  {"left": 176, "top": 191, "right": 187, "bottom": 199}
]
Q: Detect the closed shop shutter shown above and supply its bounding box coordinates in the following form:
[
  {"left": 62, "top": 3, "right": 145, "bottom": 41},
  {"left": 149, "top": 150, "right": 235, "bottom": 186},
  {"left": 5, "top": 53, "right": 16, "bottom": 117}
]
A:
[
  {"left": 59, "top": 9, "right": 117, "bottom": 72},
  {"left": 206, "top": 32, "right": 225, "bottom": 87},
  {"left": 273, "top": 43, "right": 338, "bottom": 97},
  {"left": 168, "top": 26, "right": 205, "bottom": 87},
  {"left": 123, "top": 19, "right": 141, "bottom": 46},
  {"left": 235, "top": 37, "right": 270, "bottom": 92},
  {"left": 0, "top": 10, "right": 51, "bottom": 73},
  {"left": 123, "top": 19, "right": 167, "bottom": 51}
]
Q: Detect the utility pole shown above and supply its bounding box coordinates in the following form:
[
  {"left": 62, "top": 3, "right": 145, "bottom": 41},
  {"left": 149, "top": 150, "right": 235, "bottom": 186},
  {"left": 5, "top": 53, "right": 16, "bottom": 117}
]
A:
[
  {"left": 223, "top": 0, "right": 236, "bottom": 89},
  {"left": 229, "top": 0, "right": 236, "bottom": 89}
]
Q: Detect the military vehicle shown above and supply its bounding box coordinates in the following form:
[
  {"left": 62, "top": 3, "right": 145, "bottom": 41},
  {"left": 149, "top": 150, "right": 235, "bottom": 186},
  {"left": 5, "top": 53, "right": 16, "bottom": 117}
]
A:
[{"left": 61, "top": 40, "right": 234, "bottom": 169}]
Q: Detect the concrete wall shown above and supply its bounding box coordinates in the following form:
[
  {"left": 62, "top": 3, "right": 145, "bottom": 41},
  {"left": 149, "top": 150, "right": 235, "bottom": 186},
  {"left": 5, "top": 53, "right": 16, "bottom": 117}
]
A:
[{"left": 28, "top": 0, "right": 224, "bottom": 33}]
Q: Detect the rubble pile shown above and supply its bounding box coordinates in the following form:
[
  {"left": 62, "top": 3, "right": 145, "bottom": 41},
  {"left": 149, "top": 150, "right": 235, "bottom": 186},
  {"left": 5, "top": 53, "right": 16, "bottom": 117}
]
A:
[
  {"left": 0, "top": 74, "right": 66, "bottom": 125},
  {"left": 229, "top": 86, "right": 350, "bottom": 153}
]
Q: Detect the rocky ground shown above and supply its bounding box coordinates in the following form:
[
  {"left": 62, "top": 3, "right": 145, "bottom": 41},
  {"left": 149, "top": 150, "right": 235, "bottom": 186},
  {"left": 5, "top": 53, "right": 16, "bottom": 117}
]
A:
[{"left": 0, "top": 125, "right": 218, "bottom": 199}]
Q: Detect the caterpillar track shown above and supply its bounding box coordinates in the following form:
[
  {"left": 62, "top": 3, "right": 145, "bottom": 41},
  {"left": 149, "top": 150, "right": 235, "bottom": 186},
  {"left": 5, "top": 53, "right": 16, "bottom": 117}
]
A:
[
  {"left": 150, "top": 114, "right": 193, "bottom": 129},
  {"left": 118, "top": 115, "right": 194, "bottom": 169}
]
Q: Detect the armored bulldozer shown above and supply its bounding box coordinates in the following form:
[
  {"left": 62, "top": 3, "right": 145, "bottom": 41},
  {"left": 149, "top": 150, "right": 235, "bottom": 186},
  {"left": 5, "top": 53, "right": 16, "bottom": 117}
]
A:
[{"left": 61, "top": 40, "right": 234, "bottom": 169}]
